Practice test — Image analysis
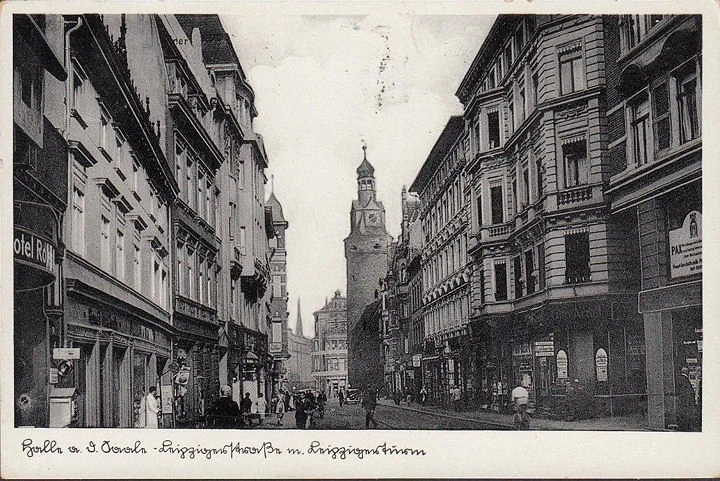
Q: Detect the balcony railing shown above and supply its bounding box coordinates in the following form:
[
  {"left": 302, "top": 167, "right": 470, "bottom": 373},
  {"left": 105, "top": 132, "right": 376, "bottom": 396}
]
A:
[{"left": 557, "top": 185, "right": 593, "bottom": 206}]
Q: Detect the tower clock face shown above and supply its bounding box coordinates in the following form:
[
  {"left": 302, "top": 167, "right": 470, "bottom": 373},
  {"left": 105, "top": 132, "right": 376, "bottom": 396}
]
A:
[{"left": 367, "top": 212, "right": 378, "bottom": 225}]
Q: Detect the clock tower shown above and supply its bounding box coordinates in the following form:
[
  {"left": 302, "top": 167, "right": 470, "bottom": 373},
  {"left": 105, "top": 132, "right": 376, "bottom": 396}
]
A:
[{"left": 344, "top": 144, "right": 390, "bottom": 388}]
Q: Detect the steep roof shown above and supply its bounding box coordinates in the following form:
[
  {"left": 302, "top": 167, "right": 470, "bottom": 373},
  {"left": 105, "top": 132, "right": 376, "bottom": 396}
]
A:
[{"left": 266, "top": 192, "right": 287, "bottom": 224}]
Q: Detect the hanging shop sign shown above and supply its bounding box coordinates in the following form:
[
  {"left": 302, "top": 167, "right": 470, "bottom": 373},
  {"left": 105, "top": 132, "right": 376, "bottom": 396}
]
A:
[
  {"left": 534, "top": 340, "right": 555, "bottom": 357},
  {"left": 412, "top": 354, "right": 422, "bottom": 368},
  {"left": 557, "top": 350, "right": 568, "bottom": 379},
  {"left": 595, "top": 348, "right": 608, "bottom": 382},
  {"left": 53, "top": 348, "right": 80, "bottom": 360},
  {"left": 669, "top": 211, "right": 702, "bottom": 278}
]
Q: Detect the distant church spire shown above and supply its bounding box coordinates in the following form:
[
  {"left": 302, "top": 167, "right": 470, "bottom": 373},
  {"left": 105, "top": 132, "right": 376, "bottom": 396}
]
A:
[{"left": 295, "top": 297, "right": 304, "bottom": 337}]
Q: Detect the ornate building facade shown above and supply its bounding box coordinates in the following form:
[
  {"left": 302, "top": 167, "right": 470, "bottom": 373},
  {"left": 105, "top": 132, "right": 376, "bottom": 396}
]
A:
[{"left": 311, "top": 291, "right": 349, "bottom": 397}]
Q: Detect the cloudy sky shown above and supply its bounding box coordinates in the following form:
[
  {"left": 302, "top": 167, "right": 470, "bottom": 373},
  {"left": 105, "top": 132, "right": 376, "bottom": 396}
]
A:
[{"left": 220, "top": 11, "right": 495, "bottom": 336}]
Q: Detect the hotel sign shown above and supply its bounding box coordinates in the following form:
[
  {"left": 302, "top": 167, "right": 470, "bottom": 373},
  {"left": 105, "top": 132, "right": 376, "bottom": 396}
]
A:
[
  {"left": 14, "top": 227, "right": 57, "bottom": 286},
  {"left": 669, "top": 211, "right": 702, "bottom": 279}
]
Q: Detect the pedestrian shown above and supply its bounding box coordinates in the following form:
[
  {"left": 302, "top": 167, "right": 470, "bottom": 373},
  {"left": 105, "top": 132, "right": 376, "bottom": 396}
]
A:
[
  {"left": 405, "top": 388, "right": 412, "bottom": 406},
  {"left": 451, "top": 385, "right": 462, "bottom": 411},
  {"left": 338, "top": 389, "right": 345, "bottom": 407},
  {"left": 255, "top": 393, "right": 267, "bottom": 424},
  {"left": 305, "top": 391, "right": 318, "bottom": 429},
  {"left": 275, "top": 395, "right": 286, "bottom": 426},
  {"left": 362, "top": 386, "right": 378, "bottom": 429},
  {"left": 144, "top": 386, "right": 159, "bottom": 429},
  {"left": 294, "top": 394, "right": 307, "bottom": 429},
  {"left": 676, "top": 367, "right": 697, "bottom": 431},
  {"left": 284, "top": 390, "right": 292, "bottom": 411},
  {"left": 420, "top": 386, "right": 427, "bottom": 406},
  {"left": 209, "top": 385, "right": 241, "bottom": 428},
  {"left": 240, "top": 392, "right": 253, "bottom": 426}
]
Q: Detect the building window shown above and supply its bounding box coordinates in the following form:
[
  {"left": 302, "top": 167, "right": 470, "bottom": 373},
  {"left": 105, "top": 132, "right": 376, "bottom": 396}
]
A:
[
  {"left": 522, "top": 166, "right": 530, "bottom": 207},
  {"left": 565, "top": 232, "right": 590, "bottom": 284},
  {"left": 494, "top": 261, "right": 507, "bottom": 301},
  {"left": 508, "top": 95, "right": 514, "bottom": 136},
  {"left": 490, "top": 185, "right": 504, "bottom": 224},
  {"left": 161, "top": 268, "right": 168, "bottom": 309},
  {"left": 629, "top": 93, "right": 650, "bottom": 166},
  {"left": 563, "top": 140, "right": 588, "bottom": 188},
  {"left": 677, "top": 64, "right": 700, "bottom": 143},
  {"left": 525, "top": 249, "right": 536, "bottom": 294},
  {"left": 487, "top": 111, "right": 500, "bottom": 149},
  {"left": 559, "top": 44, "right": 584, "bottom": 95},
  {"left": 99, "top": 114, "right": 111, "bottom": 153},
  {"left": 101, "top": 216, "right": 111, "bottom": 271},
  {"left": 536, "top": 155, "right": 543, "bottom": 199},
  {"left": 153, "top": 260, "right": 160, "bottom": 304},
  {"left": 651, "top": 82, "right": 671, "bottom": 153},
  {"left": 133, "top": 244, "right": 142, "bottom": 291},
  {"left": 504, "top": 42, "right": 513, "bottom": 73},
  {"left": 532, "top": 71, "right": 540, "bottom": 106},
  {"left": 514, "top": 25, "right": 524, "bottom": 56},
  {"left": 115, "top": 229, "right": 125, "bottom": 282},
  {"left": 518, "top": 86, "right": 526, "bottom": 125},
  {"left": 513, "top": 256, "right": 523, "bottom": 299},
  {"left": 72, "top": 187, "right": 86, "bottom": 256}
]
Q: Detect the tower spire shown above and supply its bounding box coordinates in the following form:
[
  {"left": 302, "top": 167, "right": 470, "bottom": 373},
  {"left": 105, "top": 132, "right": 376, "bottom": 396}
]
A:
[
  {"left": 295, "top": 297, "right": 304, "bottom": 337},
  {"left": 362, "top": 139, "right": 367, "bottom": 160}
]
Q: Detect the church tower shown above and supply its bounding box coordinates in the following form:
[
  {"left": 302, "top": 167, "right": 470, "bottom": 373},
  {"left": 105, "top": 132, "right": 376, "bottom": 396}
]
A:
[{"left": 344, "top": 144, "right": 390, "bottom": 388}]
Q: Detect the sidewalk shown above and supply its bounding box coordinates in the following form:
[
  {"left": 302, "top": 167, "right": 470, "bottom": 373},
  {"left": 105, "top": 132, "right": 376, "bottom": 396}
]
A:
[{"left": 377, "top": 399, "right": 650, "bottom": 431}]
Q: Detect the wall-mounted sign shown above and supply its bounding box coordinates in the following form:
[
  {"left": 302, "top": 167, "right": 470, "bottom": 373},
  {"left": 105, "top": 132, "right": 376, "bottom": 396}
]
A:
[
  {"left": 53, "top": 348, "right": 80, "bottom": 360},
  {"left": 534, "top": 341, "right": 555, "bottom": 357},
  {"left": 669, "top": 211, "right": 702, "bottom": 278},
  {"left": 160, "top": 385, "right": 174, "bottom": 414},
  {"left": 595, "top": 348, "right": 608, "bottom": 382},
  {"left": 269, "top": 342, "right": 282, "bottom": 353},
  {"left": 557, "top": 350, "right": 568, "bottom": 379},
  {"left": 412, "top": 354, "right": 422, "bottom": 368},
  {"left": 13, "top": 227, "right": 57, "bottom": 287}
]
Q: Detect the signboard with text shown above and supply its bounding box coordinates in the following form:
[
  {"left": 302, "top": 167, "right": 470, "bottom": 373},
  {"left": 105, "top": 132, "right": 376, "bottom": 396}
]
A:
[
  {"left": 534, "top": 341, "right": 554, "bottom": 357},
  {"left": 669, "top": 211, "right": 702, "bottom": 278}
]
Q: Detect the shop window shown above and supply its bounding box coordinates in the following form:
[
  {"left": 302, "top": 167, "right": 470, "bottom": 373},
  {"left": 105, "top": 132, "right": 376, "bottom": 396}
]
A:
[
  {"left": 652, "top": 82, "right": 671, "bottom": 153},
  {"left": 559, "top": 44, "right": 584, "bottom": 95},
  {"left": 629, "top": 93, "right": 650, "bottom": 166},
  {"left": 487, "top": 111, "right": 500, "bottom": 148},
  {"left": 564, "top": 232, "right": 590, "bottom": 284},
  {"left": 494, "top": 261, "right": 508, "bottom": 301},
  {"left": 563, "top": 140, "right": 588, "bottom": 188},
  {"left": 490, "top": 185, "right": 504, "bottom": 224}
]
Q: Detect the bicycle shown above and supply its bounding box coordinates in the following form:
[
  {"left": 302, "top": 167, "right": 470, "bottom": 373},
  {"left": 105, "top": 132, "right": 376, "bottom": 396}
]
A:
[{"left": 512, "top": 402, "right": 530, "bottom": 430}]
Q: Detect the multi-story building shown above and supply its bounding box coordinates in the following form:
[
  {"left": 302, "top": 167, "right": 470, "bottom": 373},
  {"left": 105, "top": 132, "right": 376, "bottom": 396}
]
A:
[
  {"left": 177, "top": 14, "right": 274, "bottom": 408},
  {"left": 380, "top": 188, "right": 422, "bottom": 397},
  {"left": 456, "top": 15, "right": 641, "bottom": 415},
  {"left": 13, "top": 14, "right": 69, "bottom": 427},
  {"left": 604, "top": 15, "right": 701, "bottom": 429},
  {"left": 410, "top": 116, "right": 472, "bottom": 406},
  {"left": 62, "top": 14, "right": 177, "bottom": 427},
  {"left": 311, "top": 291, "right": 349, "bottom": 397},
  {"left": 405, "top": 196, "right": 425, "bottom": 399},
  {"left": 267, "top": 184, "right": 291, "bottom": 396},
  {"left": 286, "top": 299, "right": 314, "bottom": 391},
  {"left": 345, "top": 145, "right": 390, "bottom": 390},
  {"left": 158, "top": 14, "right": 223, "bottom": 426}
]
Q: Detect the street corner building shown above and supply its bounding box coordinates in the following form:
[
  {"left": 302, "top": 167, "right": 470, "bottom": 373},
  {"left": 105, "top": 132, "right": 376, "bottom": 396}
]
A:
[
  {"left": 374, "top": 14, "right": 699, "bottom": 429},
  {"left": 13, "top": 13, "right": 289, "bottom": 428}
]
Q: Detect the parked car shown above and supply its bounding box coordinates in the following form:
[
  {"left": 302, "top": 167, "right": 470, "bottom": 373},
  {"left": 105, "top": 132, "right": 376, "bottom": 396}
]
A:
[{"left": 345, "top": 388, "right": 361, "bottom": 405}]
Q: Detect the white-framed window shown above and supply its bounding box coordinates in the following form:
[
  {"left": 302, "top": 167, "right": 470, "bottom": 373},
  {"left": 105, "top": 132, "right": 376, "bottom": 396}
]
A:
[
  {"left": 115, "top": 228, "right": 125, "bottom": 281},
  {"left": 559, "top": 43, "right": 585, "bottom": 96},
  {"left": 629, "top": 93, "right": 650, "bottom": 167},
  {"left": 133, "top": 243, "right": 142, "bottom": 291},
  {"left": 677, "top": 63, "right": 700, "bottom": 143},
  {"left": 72, "top": 186, "right": 86, "bottom": 256},
  {"left": 101, "top": 215, "right": 111, "bottom": 271},
  {"left": 563, "top": 139, "right": 589, "bottom": 188}
]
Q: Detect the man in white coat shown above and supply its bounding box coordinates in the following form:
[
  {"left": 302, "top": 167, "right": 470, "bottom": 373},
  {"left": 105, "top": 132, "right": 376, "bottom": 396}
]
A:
[{"left": 144, "top": 386, "right": 159, "bottom": 428}]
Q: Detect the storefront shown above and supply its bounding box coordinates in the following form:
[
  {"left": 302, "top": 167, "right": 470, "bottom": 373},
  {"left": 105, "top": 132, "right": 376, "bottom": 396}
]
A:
[
  {"left": 637, "top": 180, "right": 702, "bottom": 430},
  {"left": 63, "top": 294, "right": 172, "bottom": 428},
  {"left": 228, "top": 323, "right": 269, "bottom": 408},
  {"left": 172, "top": 306, "right": 220, "bottom": 428}
]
